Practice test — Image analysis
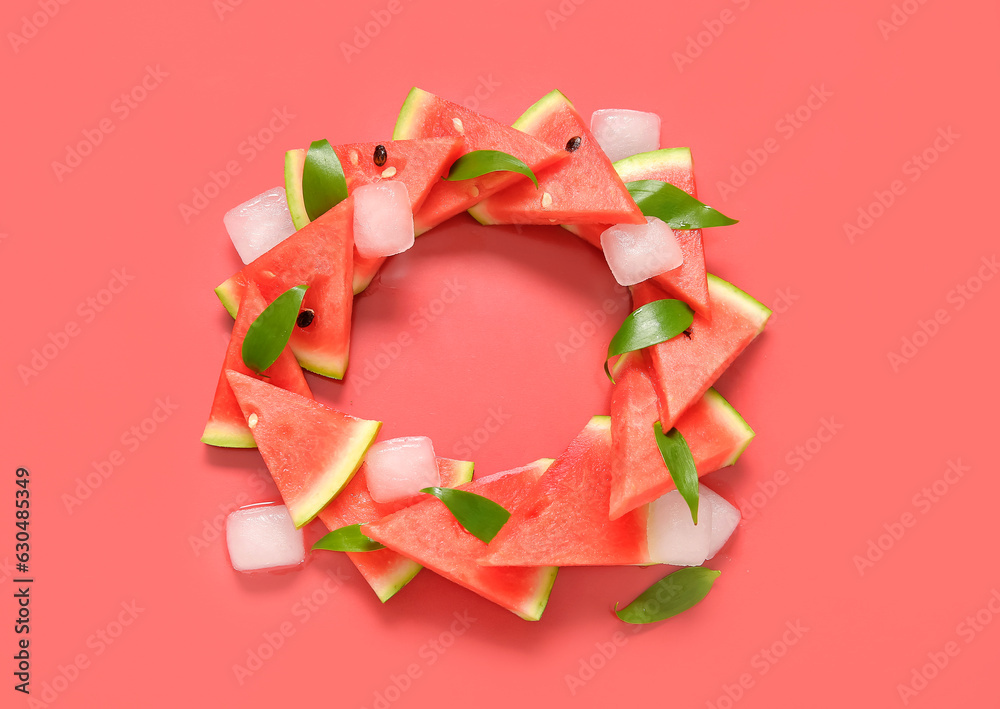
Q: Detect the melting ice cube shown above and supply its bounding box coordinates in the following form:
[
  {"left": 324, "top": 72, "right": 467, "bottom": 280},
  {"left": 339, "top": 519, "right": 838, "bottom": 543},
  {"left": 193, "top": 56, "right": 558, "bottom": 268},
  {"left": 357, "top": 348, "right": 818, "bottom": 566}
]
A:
[
  {"left": 353, "top": 181, "right": 414, "bottom": 259},
  {"left": 223, "top": 187, "right": 297, "bottom": 264},
  {"left": 703, "top": 485, "right": 741, "bottom": 560},
  {"left": 364, "top": 436, "right": 440, "bottom": 504},
  {"left": 600, "top": 216, "right": 684, "bottom": 286},
  {"left": 226, "top": 503, "right": 305, "bottom": 572},
  {"left": 647, "top": 485, "right": 715, "bottom": 566},
  {"left": 590, "top": 109, "right": 661, "bottom": 163}
]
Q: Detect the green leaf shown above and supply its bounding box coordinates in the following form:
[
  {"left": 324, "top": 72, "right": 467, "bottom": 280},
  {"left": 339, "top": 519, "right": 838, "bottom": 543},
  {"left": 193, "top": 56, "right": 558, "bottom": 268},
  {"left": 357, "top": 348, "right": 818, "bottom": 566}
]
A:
[
  {"left": 241, "top": 285, "right": 307, "bottom": 374},
  {"left": 654, "top": 422, "right": 700, "bottom": 524},
  {"left": 626, "top": 180, "right": 738, "bottom": 229},
  {"left": 312, "top": 524, "right": 385, "bottom": 552},
  {"left": 445, "top": 150, "right": 539, "bottom": 188},
  {"left": 303, "top": 139, "right": 348, "bottom": 222},
  {"left": 605, "top": 299, "right": 694, "bottom": 381},
  {"left": 420, "top": 487, "right": 511, "bottom": 543},
  {"left": 615, "top": 567, "right": 720, "bottom": 624}
]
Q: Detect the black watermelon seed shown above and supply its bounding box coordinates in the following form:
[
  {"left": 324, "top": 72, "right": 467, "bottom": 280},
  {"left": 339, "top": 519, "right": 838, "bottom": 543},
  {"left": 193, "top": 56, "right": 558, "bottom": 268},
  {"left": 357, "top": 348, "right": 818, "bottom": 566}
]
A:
[
  {"left": 565, "top": 136, "right": 582, "bottom": 152},
  {"left": 373, "top": 144, "right": 387, "bottom": 166},
  {"left": 296, "top": 309, "right": 315, "bottom": 328}
]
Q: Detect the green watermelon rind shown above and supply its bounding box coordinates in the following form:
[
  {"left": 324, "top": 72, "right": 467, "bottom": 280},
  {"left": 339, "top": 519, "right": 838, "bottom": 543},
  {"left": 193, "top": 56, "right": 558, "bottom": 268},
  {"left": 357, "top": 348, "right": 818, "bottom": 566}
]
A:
[
  {"left": 363, "top": 459, "right": 477, "bottom": 603},
  {"left": 706, "top": 273, "right": 772, "bottom": 331},
  {"left": 392, "top": 87, "right": 432, "bottom": 141},
  {"left": 288, "top": 418, "right": 382, "bottom": 528},
  {"left": 284, "top": 148, "right": 310, "bottom": 231},
  {"left": 215, "top": 277, "right": 241, "bottom": 319},
  {"left": 200, "top": 419, "right": 257, "bottom": 448},
  {"left": 614, "top": 147, "right": 693, "bottom": 180},
  {"left": 516, "top": 566, "right": 559, "bottom": 622},
  {"left": 700, "top": 388, "right": 756, "bottom": 468},
  {"left": 512, "top": 89, "right": 572, "bottom": 134}
]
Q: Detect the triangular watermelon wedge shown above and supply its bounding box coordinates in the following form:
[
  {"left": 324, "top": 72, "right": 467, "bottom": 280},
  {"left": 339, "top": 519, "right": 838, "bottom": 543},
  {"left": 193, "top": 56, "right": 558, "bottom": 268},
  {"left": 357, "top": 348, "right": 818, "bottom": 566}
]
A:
[
  {"left": 216, "top": 197, "right": 354, "bottom": 379},
  {"left": 567, "top": 148, "right": 711, "bottom": 317},
  {"left": 609, "top": 351, "right": 755, "bottom": 519},
  {"left": 318, "top": 457, "right": 475, "bottom": 602},
  {"left": 481, "top": 417, "right": 651, "bottom": 567},
  {"left": 469, "top": 90, "right": 646, "bottom": 227},
  {"left": 632, "top": 274, "right": 771, "bottom": 427},
  {"left": 202, "top": 281, "right": 313, "bottom": 448},
  {"left": 363, "top": 459, "right": 559, "bottom": 620},
  {"left": 392, "top": 87, "right": 569, "bottom": 234},
  {"left": 226, "top": 370, "right": 381, "bottom": 528},
  {"left": 285, "top": 136, "right": 464, "bottom": 293}
]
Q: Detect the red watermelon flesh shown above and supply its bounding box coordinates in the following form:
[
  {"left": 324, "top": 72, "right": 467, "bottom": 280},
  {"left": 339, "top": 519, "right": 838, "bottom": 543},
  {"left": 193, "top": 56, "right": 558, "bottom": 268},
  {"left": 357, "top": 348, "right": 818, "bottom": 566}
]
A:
[
  {"left": 202, "top": 282, "right": 312, "bottom": 448},
  {"left": 318, "top": 457, "right": 474, "bottom": 602},
  {"left": 226, "top": 370, "right": 381, "bottom": 528},
  {"left": 215, "top": 197, "right": 354, "bottom": 379},
  {"left": 567, "top": 148, "right": 710, "bottom": 317},
  {"left": 481, "top": 417, "right": 651, "bottom": 567},
  {"left": 392, "top": 87, "right": 569, "bottom": 235},
  {"left": 285, "top": 137, "right": 464, "bottom": 294},
  {"left": 362, "top": 459, "right": 559, "bottom": 620},
  {"left": 609, "top": 351, "right": 755, "bottom": 519},
  {"left": 632, "top": 274, "right": 771, "bottom": 428},
  {"left": 468, "top": 90, "right": 645, "bottom": 227}
]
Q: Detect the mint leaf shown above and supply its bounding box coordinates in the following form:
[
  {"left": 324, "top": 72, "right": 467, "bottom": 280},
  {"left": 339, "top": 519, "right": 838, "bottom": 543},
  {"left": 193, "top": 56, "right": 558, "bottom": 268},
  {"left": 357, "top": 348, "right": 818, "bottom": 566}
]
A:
[
  {"left": 653, "top": 423, "right": 700, "bottom": 524},
  {"left": 313, "top": 524, "right": 385, "bottom": 552},
  {"left": 303, "top": 139, "right": 348, "bottom": 222},
  {"left": 445, "top": 150, "right": 539, "bottom": 188},
  {"left": 420, "top": 487, "right": 511, "bottom": 543},
  {"left": 615, "top": 567, "right": 720, "bottom": 624},
  {"left": 627, "top": 180, "right": 737, "bottom": 229},
  {"left": 241, "top": 285, "right": 307, "bottom": 374},
  {"left": 606, "top": 299, "right": 694, "bottom": 381}
]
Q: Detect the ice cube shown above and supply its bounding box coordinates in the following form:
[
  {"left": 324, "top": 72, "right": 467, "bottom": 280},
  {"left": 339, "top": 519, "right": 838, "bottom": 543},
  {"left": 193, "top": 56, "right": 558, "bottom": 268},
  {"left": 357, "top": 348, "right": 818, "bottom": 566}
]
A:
[
  {"left": 226, "top": 503, "right": 305, "bottom": 572},
  {"left": 223, "top": 187, "right": 297, "bottom": 264},
  {"left": 353, "top": 181, "right": 414, "bottom": 259},
  {"left": 647, "top": 485, "right": 714, "bottom": 566},
  {"left": 364, "top": 436, "right": 440, "bottom": 504},
  {"left": 600, "top": 216, "right": 684, "bottom": 286},
  {"left": 703, "top": 485, "right": 741, "bottom": 560},
  {"left": 590, "top": 109, "right": 661, "bottom": 163}
]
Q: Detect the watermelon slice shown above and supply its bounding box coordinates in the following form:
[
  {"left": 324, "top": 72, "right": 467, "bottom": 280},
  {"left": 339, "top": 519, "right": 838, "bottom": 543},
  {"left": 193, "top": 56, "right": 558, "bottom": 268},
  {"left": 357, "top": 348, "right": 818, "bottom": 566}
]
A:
[
  {"left": 632, "top": 275, "right": 771, "bottom": 427},
  {"left": 609, "top": 351, "right": 754, "bottom": 519},
  {"left": 363, "top": 459, "right": 559, "bottom": 620},
  {"left": 392, "top": 87, "right": 569, "bottom": 235},
  {"left": 317, "top": 457, "right": 474, "bottom": 602},
  {"left": 226, "top": 370, "right": 381, "bottom": 527},
  {"left": 481, "top": 417, "right": 651, "bottom": 567},
  {"left": 284, "top": 137, "right": 464, "bottom": 293},
  {"left": 216, "top": 197, "right": 354, "bottom": 379},
  {"left": 468, "top": 90, "right": 645, "bottom": 227},
  {"left": 201, "top": 282, "right": 313, "bottom": 448},
  {"left": 566, "top": 148, "right": 711, "bottom": 317}
]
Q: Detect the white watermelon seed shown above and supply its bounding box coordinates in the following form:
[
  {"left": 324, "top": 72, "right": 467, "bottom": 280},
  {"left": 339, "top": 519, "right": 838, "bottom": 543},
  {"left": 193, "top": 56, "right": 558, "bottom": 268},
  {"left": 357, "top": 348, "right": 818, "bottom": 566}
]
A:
[
  {"left": 452, "top": 117, "right": 464, "bottom": 134},
  {"left": 381, "top": 166, "right": 397, "bottom": 178},
  {"left": 349, "top": 150, "right": 359, "bottom": 166},
  {"left": 541, "top": 192, "right": 553, "bottom": 208},
  {"left": 248, "top": 413, "right": 258, "bottom": 429}
]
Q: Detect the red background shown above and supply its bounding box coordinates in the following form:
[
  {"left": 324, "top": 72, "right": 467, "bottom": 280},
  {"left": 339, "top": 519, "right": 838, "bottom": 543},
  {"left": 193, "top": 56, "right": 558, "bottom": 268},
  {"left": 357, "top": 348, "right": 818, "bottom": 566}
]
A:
[{"left": 2, "top": 0, "right": 998, "bottom": 707}]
